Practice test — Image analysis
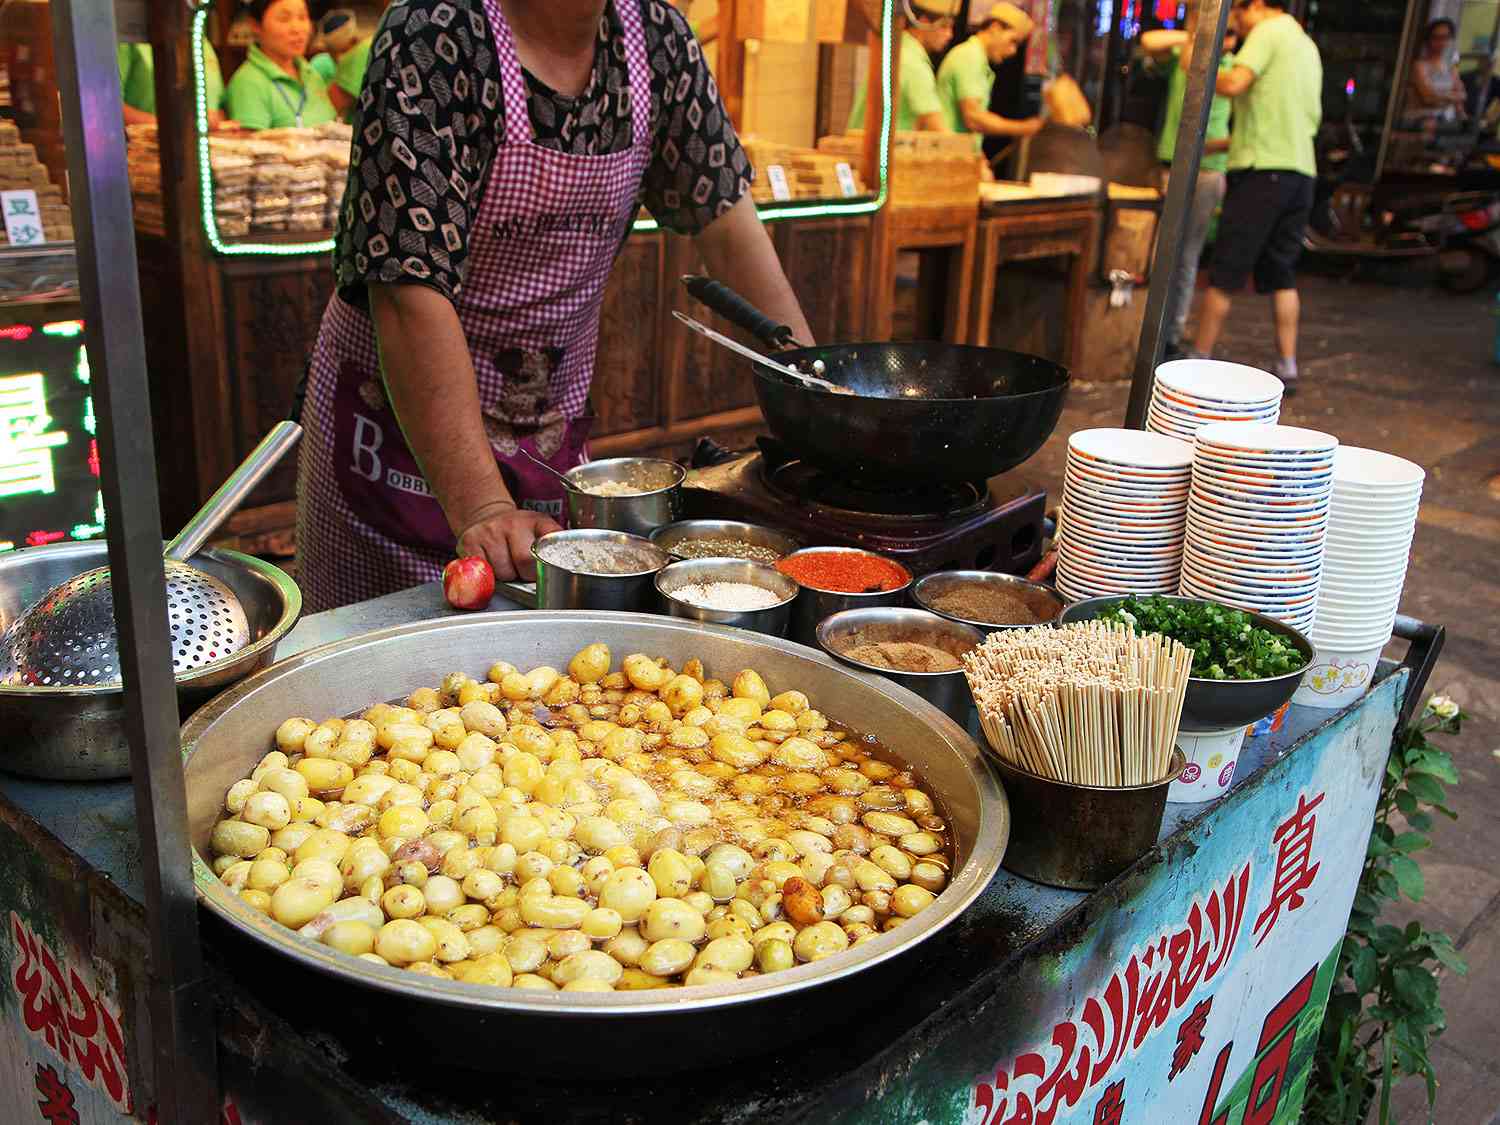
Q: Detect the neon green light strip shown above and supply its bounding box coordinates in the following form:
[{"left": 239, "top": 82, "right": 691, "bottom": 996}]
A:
[{"left": 194, "top": 1, "right": 893, "bottom": 256}]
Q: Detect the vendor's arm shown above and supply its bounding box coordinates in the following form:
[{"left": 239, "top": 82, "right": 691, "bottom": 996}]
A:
[
  {"left": 1217, "top": 26, "right": 1266, "bottom": 98},
  {"left": 329, "top": 84, "right": 356, "bottom": 117},
  {"left": 369, "top": 285, "right": 556, "bottom": 580},
  {"left": 958, "top": 97, "right": 1044, "bottom": 137},
  {"left": 694, "top": 195, "right": 814, "bottom": 344},
  {"left": 1140, "top": 29, "right": 1188, "bottom": 57}
]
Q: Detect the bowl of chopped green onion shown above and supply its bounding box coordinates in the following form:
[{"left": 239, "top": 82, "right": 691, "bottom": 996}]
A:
[{"left": 1059, "top": 594, "right": 1313, "bottom": 731}]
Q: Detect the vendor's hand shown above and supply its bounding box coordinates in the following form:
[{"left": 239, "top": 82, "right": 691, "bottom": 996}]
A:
[
  {"left": 456, "top": 507, "right": 562, "bottom": 582},
  {"left": 1020, "top": 116, "right": 1046, "bottom": 138}
]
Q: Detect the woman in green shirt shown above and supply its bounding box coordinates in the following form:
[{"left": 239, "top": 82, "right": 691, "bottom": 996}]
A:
[{"left": 224, "top": 0, "right": 338, "bottom": 130}]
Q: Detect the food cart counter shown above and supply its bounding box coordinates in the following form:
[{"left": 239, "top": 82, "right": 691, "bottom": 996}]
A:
[{"left": 0, "top": 580, "right": 1416, "bottom": 1124}]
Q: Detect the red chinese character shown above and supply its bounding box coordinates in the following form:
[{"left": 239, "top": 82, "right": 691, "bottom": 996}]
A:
[
  {"left": 1253, "top": 791, "right": 1325, "bottom": 946},
  {"left": 35, "top": 1063, "right": 79, "bottom": 1125},
  {"left": 1092, "top": 1079, "right": 1125, "bottom": 1125},
  {"left": 1171, "top": 997, "right": 1214, "bottom": 1080}
]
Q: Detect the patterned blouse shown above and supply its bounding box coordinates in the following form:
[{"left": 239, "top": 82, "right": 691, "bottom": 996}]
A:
[{"left": 333, "top": 0, "right": 751, "bottom": 308}]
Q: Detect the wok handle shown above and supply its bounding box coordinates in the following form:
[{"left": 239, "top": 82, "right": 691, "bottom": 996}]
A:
[{"left": 681, "top": 275, "right": 796, "bottom": 350}]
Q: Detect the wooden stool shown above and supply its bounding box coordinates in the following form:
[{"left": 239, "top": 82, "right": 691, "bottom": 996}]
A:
[
  {"left": 967, "top": 199, "right": 1099, "bottom": 367},
  {"left": 869, "top": 202, "right": 978, "bottom": 343}
]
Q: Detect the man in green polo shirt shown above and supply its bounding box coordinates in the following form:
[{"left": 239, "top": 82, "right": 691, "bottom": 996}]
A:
[
  {"left": 1194, "top": 0, "right": 1322, "bottom": 387},
  {"left": 847, "top": 0, "right": 959, "bottom": 134},
  {"left": 1142, "top": 4, "right": 1237, "bottom": 358},
  {"left": 936, "top": 2, "right": 1043, "bottom": 152},
  {"left": 118, "top": 42, "right": 227, "bottom": 127},
  {"left": 224, "top": 0, "right": 338, "bottom": 131}
]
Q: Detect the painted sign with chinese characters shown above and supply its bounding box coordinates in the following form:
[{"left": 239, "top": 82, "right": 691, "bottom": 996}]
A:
[
  {"left": 829, "top": 677, "right": 1401, "bottom": 1125},
  {"left": 0, "top": 316, "right": 104, "bottom": 555}
]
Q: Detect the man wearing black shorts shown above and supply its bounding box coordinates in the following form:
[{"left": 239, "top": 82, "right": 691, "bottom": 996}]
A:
[{"left": 1193, "top": 0, "right": 1322, "bottom": 388}]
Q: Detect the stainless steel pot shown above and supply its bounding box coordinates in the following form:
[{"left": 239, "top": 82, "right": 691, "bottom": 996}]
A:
[
  {"left": 816, "top": 607, "right": 982, "bottom": 725},
  {"left": 564, "top": 457, "right": 685, "bottom": 537},
  {"left": 655, "top": 558, "right": 798, "bottom": 637},
  {"left": 531, "top": 529, "right": 669, "bottom": 611},
  {"left": 181, "top": 612, "right": 1007, "bottom": 1070},
  {"left": 780, "top": 546, "right": 912, "bottom": 645},
  {"left": 0, "top": 541, "right": 300, "bottom": 779}
]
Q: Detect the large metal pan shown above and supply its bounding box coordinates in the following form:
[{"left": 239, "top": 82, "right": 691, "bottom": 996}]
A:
[
  {"left": 683, "top": 275, "right": 1070, "bottom": 485},
  {"left": 182, "top": 612, "right": 1008, "bottom": 1072}
]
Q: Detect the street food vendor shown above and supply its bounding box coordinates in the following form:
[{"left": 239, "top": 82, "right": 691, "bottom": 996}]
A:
[
  {"left": 937, "top": 2, "right": 1044, "bottom": 148},
  {"left": 847, "top": 0, "right": 960, "bottom": 133},
  {"left": 295, "top": 0, "right": 813, "bottom": 612},
  {"left": 224, "top": 0, "right": 338, "bottom": 130},
  {"left": 118, "top": 41, "right": 229, "bottom": 128}
]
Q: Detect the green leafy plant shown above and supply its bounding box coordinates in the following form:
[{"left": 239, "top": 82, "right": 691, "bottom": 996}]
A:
[{"left": 1306, "top": 696, "right": 1469, "bottom": 1124}]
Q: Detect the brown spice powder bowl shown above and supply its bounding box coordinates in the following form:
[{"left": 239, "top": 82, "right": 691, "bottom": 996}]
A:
[{"left": 911, "top": 570, "right": 1066, "bottom": 636}]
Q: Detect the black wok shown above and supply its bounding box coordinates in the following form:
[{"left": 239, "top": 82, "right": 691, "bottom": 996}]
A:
[{"left": 683, "top": 276, "right": 1069, "bottom": 485}]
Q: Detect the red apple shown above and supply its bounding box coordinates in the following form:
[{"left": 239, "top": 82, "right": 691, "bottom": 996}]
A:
[{"left": 442, "top": 556, "right": 495, "bottom": 611}]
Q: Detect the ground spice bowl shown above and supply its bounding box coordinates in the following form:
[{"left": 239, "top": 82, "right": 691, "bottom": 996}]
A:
[
  {"left": 816, "top": 607, "right": 982, "bottom": 726},
  {"left": 986, "top": 749, "right": 1187, "bottom": 890},
  {"left": 655, "top": 558, "right": 799, "bottom": 637},
  {"left": 778, "top": 546, "right": 913, "bottom": 646},
  {"left": 911, "top": 570, "right": 1066, "bottom": 636},
  {"left": 531, "top": 529, "right": 670, "bottom": 611}
]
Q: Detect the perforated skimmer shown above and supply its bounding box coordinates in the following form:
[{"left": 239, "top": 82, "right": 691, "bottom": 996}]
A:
[{"left": 1, "top": 423, "right": 301, "bottom": 687}]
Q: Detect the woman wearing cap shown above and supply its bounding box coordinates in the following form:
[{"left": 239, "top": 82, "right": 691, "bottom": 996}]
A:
[
  {"left": 224, "top": 0, "right": 338, "bottom": 130},
  {"left": 317, "top": 9, "right": 372, "bottom": 122},
  {"left": 847, "top": 0, "right": 958, "bottom": 133},
  {"left": 295, "top": 0, "right": 812, "bottom": 611},
  {"left": 936, "top": 2, "right": 1044, "bottom": 149}
]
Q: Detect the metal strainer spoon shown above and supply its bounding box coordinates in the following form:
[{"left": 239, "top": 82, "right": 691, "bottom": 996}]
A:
[{"left": 1, "top": 422, "right": 302, "bottom": 687}]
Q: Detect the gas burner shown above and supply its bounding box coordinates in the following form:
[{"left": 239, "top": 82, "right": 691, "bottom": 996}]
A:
[
  {"left": 681, "top": 450, "right": 1050, "bottom": 578},
  {"left": 763, "top": 460, "right": 987, "bottom": 522}
]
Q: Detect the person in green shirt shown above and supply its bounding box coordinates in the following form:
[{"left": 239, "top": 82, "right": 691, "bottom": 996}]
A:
[
  {"left": 118, "top": 41, "right": 228, "bottom": 128},
  {"left": 936, "top": 2, "right": 1043, "bottom": 152},
  {"left": 318, "top": 9, "right": 372, "bottom": 123},
  {"left": 1195, "top": 0, "right": 1323, "bottom": 386},
  {"left": 224, "top": 0, "right": 338, "bottom": 131},
  {"left": 309, "top": 51, "right": 337, "bottom": 86},
  {"left": 847, "top": 0, "right": 958, "bottom": 134},
  {"left": 1141, "top": 6, "right": 1236, "bottom": 357}
]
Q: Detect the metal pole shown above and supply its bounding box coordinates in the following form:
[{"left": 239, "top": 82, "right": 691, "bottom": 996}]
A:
[
  {"left": 48, "top": 1, "right": 220, "bottom": 1120},
  {"left": 1371, "top": 0, "right": 1424, "bottom": 185},
  {"left": 1123, "top": 0, "right": 1232, "bottom": 429}
]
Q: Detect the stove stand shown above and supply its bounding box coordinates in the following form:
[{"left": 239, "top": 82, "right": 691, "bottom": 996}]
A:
[{"left": 681, "top": 446, "right": 1047, "bottom": 577}]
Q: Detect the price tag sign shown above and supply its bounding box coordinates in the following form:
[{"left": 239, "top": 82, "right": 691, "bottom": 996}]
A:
[
  {"left": 766, "top": 165, "right": 792, "bottom": 202},
  {"left": 2, "top": 190, "right": 46, "bottom": 247},
  {"left": 835, "top": 162, "right": 859, "bottom": 197}
]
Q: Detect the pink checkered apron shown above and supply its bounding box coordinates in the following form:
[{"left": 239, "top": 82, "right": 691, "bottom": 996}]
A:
[{"left": 295, "top": 0, "right": 653, "bottom": 612}]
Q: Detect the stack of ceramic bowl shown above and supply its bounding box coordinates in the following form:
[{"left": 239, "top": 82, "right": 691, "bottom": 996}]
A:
[
  {"left": 1180, "top": 422, "right": 1338, "bottom": 632},
  {"left": 1292, "top": 447, "right": 1424, "bottom": 710},
  {"left": 1056, "top": 428, "right": 1194, "bottom": 601},
  {"left": 1147, "top": 360, "right": 1284, "bottom": 441}
]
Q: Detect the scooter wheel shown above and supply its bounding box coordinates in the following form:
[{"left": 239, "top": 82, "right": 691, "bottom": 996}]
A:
[{"left": 1439, "top": 246, "right": 1492, "bottom": 294}]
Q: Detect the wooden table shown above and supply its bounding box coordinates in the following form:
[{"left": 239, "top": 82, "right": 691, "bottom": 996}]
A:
[
  {"left": 868, "top": 201, "right": 978, "bottom": 342},
  {"left": 967, "top": 195, "right": 1100, "bottom": 367}
]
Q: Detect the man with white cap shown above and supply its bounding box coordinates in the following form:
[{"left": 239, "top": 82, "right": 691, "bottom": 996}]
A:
[
  {"left": 936, "top": 2, "right": 1044, "bottom": 149},
  {"left": 848, "top": 0, "right": 961, "bottom": 134}
]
